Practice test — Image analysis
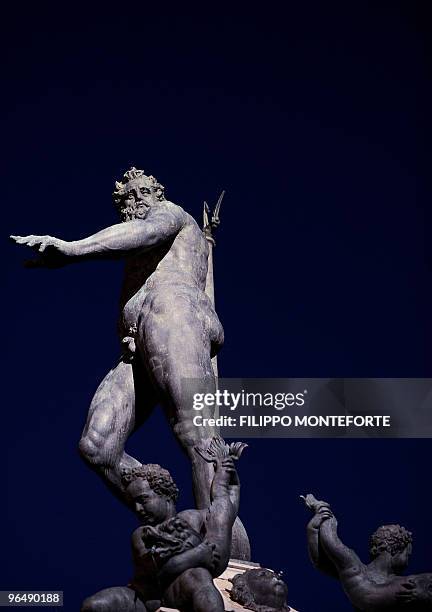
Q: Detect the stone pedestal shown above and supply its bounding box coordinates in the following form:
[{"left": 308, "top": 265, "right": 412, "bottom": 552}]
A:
[{"left": 156, "top": 559, "right": 299, "bottom": 612}]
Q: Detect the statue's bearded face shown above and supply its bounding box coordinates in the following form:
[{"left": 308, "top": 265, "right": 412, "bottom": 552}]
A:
[
  {"left": 118, "top": 178, "right": 157, "bottom": 221},
  {"left": 128, "top": 478, "right": 172, "bottom": 525},
  {"left": 247, "top": 570, "right": 288, "bottom": 610}
]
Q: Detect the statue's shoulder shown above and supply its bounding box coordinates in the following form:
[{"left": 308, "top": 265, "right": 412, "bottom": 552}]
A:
[
  {"left": 145, "top": 200, "right": 179, "bottom": 222},
  {"left": 163, "top": 201, "right": 198, "bottom": 229},
  {"left": 162, "top": 200, "right": 186, "bottom": 217},
  {"left": 131, "top": 526, "right": 146, "bottom": 547}
]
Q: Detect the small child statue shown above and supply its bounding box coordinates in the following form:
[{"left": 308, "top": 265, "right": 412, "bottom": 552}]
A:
[
  {"left": 82, "top": 436, "right": 246, "bottom": 612},
  {"left": 302, "top": 493, "right": 432, "bottom": 611}
]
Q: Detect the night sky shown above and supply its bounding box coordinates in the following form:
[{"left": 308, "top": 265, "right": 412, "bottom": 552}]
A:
[{"left": 3, "top": 2, "right": 432, "bottom": 611}]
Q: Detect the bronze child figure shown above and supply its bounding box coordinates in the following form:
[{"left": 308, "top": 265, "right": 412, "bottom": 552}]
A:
[
  {"left": 302, "top": 493, "right": 432, "bottom": 611},
  {"left": 82, "top": 436, "right": 246, "bottom": 612}
]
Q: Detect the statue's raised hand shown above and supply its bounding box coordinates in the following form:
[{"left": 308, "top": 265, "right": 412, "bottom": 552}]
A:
[
  {"left": 308, "top": 508, "right": 334, "bottom": 531},
  {"left": 301, "top": 493, "right": 334, "bottom": 515},
  {"left": 10, "top": 234, "right": 73, "bottom": 267}
]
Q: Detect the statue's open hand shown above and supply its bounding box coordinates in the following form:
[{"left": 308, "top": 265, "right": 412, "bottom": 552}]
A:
[{"left": 10, "top": 235, "right": 72, "bottom": 267}]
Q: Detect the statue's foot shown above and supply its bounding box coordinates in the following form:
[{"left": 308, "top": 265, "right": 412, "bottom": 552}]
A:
[{"left": 195, "top": 435, "right": 248, "bottom": 463}]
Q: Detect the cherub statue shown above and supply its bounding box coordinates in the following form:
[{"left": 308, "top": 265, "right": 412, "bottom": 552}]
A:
[
  {"left": 82, "top": 436, "right": 247, "bottom": 612},
  {"left": 302, "top": 493, "right": 432, "bottom": 611},
  {"left": 229, "top": 568, "right": 291, "bottom": 612}
]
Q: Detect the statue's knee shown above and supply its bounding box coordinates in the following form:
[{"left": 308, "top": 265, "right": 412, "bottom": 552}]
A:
[
  {"left": 78, "top": 429, "right": 108, "bottom": 469},
  {"left": 78, "top": 435, "right": 96, "bottom": 464}
]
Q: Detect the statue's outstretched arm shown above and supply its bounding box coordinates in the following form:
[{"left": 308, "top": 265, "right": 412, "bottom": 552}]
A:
[
  {"left": 318, "top": 515, "right": 362, "bottom": 573},
  {"left": 306, "top": 509, "right": 339, "bottom": 578},
  {"left": 302, "top": 493, "right": 359, "bottom": 577},
  {"left": 196, "top": 437, "right": 247, "bottom": 515},
  {"left": 11, "top": 207, "right": 184, "bottom": 266},
  {"left": 211, "top": 456, "right": 239, "bottom": 512}
]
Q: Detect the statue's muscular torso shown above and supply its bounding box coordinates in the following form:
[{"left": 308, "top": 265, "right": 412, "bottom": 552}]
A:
[
  {"left": 119, "top": 201, "right": 223, "bottom": 351},
  {"left": 340, "top": 565, "right": 432, "bottom": 611},
  {"left": 129, "top": 509, "right": 206, "bottom": 600}
]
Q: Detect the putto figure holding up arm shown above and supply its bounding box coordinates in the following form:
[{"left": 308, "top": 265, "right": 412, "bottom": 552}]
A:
[
  {"left": 82, "top": 436, "right": 246, "bottom": 612},
  {"left": 302, "top": 493, "right": 432, "bottom": 611}
]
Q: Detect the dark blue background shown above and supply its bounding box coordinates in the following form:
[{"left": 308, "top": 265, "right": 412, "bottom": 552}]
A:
[{"left": 3, "top": 2, "right": 431, "bottom": 610}]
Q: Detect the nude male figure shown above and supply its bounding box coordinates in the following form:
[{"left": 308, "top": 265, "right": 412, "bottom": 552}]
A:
[
  {"left": 303, "top": 494, "right": 432, "bottom": 611},
  {"left": 11, "top": 167, "right": 224, "bottom": 514}
]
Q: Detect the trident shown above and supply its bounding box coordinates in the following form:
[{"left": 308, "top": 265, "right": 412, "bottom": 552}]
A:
[{"left": 202, "top": 190, "right": 225, "bottom": 379}]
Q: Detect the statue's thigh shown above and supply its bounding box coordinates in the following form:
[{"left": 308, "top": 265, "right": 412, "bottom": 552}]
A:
[
  {"left": 142, "top": 317, "right": 212, "bottom": 378},
  {"left": 163, "top": 568, "right": 214, "bottom": 608},
  {"left": 82, "top": 586, "right": 146, "bottom": 611}
]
